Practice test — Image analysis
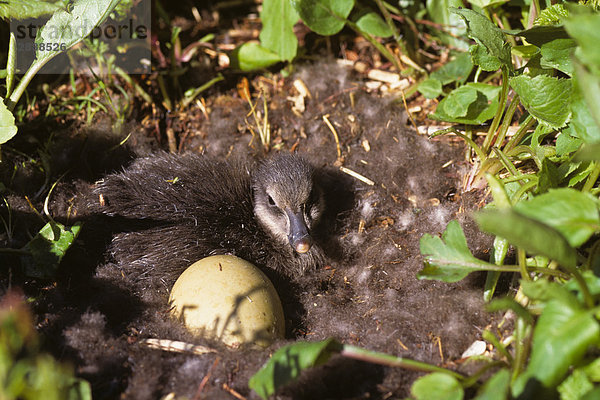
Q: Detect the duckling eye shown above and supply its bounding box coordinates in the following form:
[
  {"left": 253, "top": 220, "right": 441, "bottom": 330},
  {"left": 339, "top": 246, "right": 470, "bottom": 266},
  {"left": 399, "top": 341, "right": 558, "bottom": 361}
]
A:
[{"left": 267, "top": 195, "right": 276, "bottom": 207}]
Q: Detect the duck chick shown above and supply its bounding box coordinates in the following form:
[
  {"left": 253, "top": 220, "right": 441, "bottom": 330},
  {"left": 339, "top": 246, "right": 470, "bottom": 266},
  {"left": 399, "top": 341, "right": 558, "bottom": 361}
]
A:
[{"left": 86, "top": 152, "right": 328, "bottom": 293}]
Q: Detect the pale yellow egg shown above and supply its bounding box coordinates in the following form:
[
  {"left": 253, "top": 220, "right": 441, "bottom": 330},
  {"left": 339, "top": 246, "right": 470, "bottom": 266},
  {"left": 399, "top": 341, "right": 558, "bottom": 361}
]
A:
[{"left": 169, "top": 255, "right": 285, "bottom": 347}]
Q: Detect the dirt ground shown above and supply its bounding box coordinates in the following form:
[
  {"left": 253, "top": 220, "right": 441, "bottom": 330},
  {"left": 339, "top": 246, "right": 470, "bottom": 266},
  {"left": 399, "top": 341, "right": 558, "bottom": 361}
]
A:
[{"left": 0, "top": 61, "right": 503, "bottom": 399}]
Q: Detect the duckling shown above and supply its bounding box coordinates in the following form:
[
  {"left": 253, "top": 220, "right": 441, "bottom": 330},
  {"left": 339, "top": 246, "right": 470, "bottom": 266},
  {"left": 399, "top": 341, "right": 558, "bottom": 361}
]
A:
[{"left": 86, "top": 152, "right": 333, "bottom": 292}]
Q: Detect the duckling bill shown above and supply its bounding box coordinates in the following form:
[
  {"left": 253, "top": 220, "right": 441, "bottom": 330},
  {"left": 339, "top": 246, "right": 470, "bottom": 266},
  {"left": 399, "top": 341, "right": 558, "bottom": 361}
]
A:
[{"left": 86, "top": 152, "right": 328, "bottom": 287}]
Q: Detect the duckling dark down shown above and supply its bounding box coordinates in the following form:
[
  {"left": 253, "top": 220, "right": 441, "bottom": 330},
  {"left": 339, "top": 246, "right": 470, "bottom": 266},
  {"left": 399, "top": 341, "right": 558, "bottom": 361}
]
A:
[{"left": 86, "top": 152, "right": 341, "bottom": 293}]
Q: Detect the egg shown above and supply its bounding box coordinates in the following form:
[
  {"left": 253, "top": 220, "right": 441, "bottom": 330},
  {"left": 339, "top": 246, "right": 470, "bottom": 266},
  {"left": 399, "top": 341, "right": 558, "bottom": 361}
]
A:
[{"left": 169, "top": 255, "right": 285, "bottom": 347}]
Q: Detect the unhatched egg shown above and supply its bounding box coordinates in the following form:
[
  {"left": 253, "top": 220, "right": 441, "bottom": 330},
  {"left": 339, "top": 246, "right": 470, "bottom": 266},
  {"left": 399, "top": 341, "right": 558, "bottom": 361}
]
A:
[{"left": 169, "top": 255, "right": 285, "bottom": 347}]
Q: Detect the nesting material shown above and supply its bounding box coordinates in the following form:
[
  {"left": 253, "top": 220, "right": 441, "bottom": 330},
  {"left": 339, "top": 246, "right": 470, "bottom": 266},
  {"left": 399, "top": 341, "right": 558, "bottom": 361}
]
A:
[{"left": 169, "top": 255, "right": 285, "bottom": 347}]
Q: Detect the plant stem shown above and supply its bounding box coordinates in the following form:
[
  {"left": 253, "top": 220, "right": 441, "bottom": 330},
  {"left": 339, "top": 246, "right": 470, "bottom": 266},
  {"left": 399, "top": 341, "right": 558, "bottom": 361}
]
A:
[
  {"left": 496, "top": 95, "right": 520, "bottom": 148},
  {"left": 7, "top": 57, "right": 51, "bottom": 112},
  {"left": 482, "top": 67, "right": 510, "bottom": 154},
  {"left": 341, "top": 345, "right": 465, "bottom": 380},
  {"left": 583, "top": 162, "right": 600, "bottom": 193},
  {"left": 432, "top": 127, "right": 487, "bottom": 162},
  {"left": 504, "top": 115, "right": 535, "bottom": 153},
  {"left": 518, "top": 248, "right": 531, "bottom": 281}
]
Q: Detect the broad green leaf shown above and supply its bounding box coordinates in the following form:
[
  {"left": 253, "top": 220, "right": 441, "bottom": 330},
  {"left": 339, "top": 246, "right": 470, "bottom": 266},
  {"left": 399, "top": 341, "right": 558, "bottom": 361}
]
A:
[
  {"left": 259, "top": 0, "right": 299, "bottom": 61},
  {"left": 510, "top": 25, "right": 570, "bottom": 48},
  {"left": 573, "top": 60, "right": 600, "bottom": 138},
  {"left": 570, "top": 81, "right": 600, "bottom": 144},
  {"left": 556, "top": 132, "right": 582, "bottom": 156},
  {"left": 473, "top": 369, "right": 510, "bottom": 400},
  {"left": 31, "top": 0, "right": 121, "bottom": 72},
  {"left": 430, "top": 52, "right": 473, "bottom": 85},
  {"left": 509, "top": 75, "right": 572, "bottom": 129},
  {"left": 521, "top": 279, "right": 581, "bottom": 309},
  {"left": 419, "top": 220, "right": 498, "bottom": 283},
  {"left": 426, "top": 0, "right": 468, "bottom": 50},
  {"left": 565, "top": 271, "right": 600, "bottom": 306},
  {"left": 21, "top": 221, "right": 82, "bottom": 279},
  {"left": 469, "top": 44, "right": 502, "bottom": 71},
  {"left": 539, "top": 39, "right": 576, "bottom": 76},
  {"left": 291, "top": 0, "right": 354, "bottom": 36},
  {"left": 0, "top": 0, "right": 62, "bottom": 19},
  {"left": 429, "top": 83, "right": 501, "bottom": 125},
  {"left": 0, "top": 97, "right": 18, "bottom": 144},
  {"left": 513, "top": 300, "right": 600, "bottom": 396},
  {"left": 467, "top": 0, "right": 508, "bottom": 8},
  {"left": 474, "top": 209, "right": 577, "bottom": 268},
  {"left": 583, "top": 387, "right": 600, "bottom": 400},
  {"left": 537, "top": 158, "right": 559, "bottom": 193},
  {"left": 575, "top": 143, "right": 600, "bottom": 161},
  {"left": 451, "top": 8, "right": 511, "bottom": 69},
  {"left": 231, "top": 42, "right": 282, "bottom": 71},
  {"left": 417, "top": 78, "right": 443, "bottom": 99},
  {"left": 355, "top": 11, "right": 393, "bottom": 38},
  {"left": 513, "top": 188, "right": 600, "bottom": 248},
  {"left": 564, "top": 10, "right": 600, "bottom": 76},
  {"left": 249, "top": 338, "right": 343, "bottom": 399},
  {"left": 411, "top": 372, "right": 463, "bottom": 400}
]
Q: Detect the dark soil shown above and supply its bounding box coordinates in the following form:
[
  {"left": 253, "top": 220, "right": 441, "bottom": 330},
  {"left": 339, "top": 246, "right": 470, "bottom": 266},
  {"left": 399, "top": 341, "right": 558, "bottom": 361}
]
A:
[{"left": 1, "top": 61, "right": 503, "bottom": 399}]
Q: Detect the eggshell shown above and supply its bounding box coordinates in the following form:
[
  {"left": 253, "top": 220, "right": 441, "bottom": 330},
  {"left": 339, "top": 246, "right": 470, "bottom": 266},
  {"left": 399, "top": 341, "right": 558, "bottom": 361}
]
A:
[{"left": 169, "top": 255, "right": 285, "bottom": 347}]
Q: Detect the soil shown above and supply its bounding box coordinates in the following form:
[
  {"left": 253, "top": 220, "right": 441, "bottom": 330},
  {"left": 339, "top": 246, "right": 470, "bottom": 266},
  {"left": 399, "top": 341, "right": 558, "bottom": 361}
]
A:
[{"left": 0, "top": 60, "right": 505, "bottom": 399}]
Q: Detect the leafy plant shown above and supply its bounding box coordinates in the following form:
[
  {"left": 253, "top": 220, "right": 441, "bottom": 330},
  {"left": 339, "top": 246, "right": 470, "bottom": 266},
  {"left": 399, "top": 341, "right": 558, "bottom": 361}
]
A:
[
  {"left": 248, "top": 2, "right": 600, "bottom": 399},
  {"left": 232, "top": 0, "right": 422, "bottom": 72},
  {"left": 0, "top": 291, "right": 91, "bottom": 400},
  {"left": 0, "top": 0, "right": 121, "bottom": 144}
]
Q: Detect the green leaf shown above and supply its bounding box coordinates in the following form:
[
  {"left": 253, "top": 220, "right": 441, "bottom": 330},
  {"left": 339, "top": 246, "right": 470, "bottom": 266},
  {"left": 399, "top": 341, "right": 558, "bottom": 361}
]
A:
[
  {"left": 573, "top": 59, "right": 600, "bottom": 138},
  {"left": 430, "top": 52, "right": 473, "bottom": 85},
  {"left": 539, "top": 39, "right": 576, "bottom": 76},
  {"left": 259, "top": 0, "right": 299, "bottom": 61},
  {"left": 21, "top": 221, "right": 82, "bottom": 279},
  {"left": 0, "top": 97, "right": 18, "bottom": 144},
  {"left": 564, "top": 10, "right": 600, "bottom": 76},
  {"left": 535, "top": 3, "right": 569, "bottom": 26},
  {"left": 426, "top": 0, "right": 468, "bottom": 50},
  {"left": 429, "top": 83, "right": 501, "bottom": 125},
  {"left": 355, "top": 11, "right": 393, "bottom": 38},
  {"left": 570, "top": 81, "right": 600, "bottom": 144},
  {"left": 473, "top": 369, "right": 510, "bottom": 400},
  {"left": 249, "top": 339, "right": 343, "bottom": 399},
  {"left": 513, "top": 188, "right": 600, "bottom": 248},
  {"left": 466, "top": 0, "right": 508, "bottom": 8},
  {"left": 291, "top": 0, "right": 354, "bottom": 36},
  {"left": 0, "top": 0, "right": 62, "bottom": 19},
  {"left": 513, "top": 300, "right": 600, "bottom": 396},
  {"left": 231, "top": 42, "right": 282, "bottom": 71},
  {"left": 576, "top": 143, "right": 600, "bottom": 161},
  {"left": 510, "top": 25, "right": 570, "bottom": 48},
  {"left": 451, "top": 8, "right": 511, "bottom": 69},
  {"left": 556, "top": 132, "right": 582, "bottom": 156},
  {"left": 558, "top": 367, "right": 593, "bottom": 400},
  {"left": 469, "top": 44, "right": 502, "bottom": 71},
  {"left": 509, "top": 75, "right": 572, "bottom": 129},
  {"left": 521, "top": 279, "right": 581, "bottom": 309},
  {"left": 474, "top": 209, "right": 577, "bottom": 268},
  {"left": 411, "top": 372, "right": 464, "bottom": 400},
  {"left": 417, "top": 78, "right": 443, "bottom": 99},
  {"left": 28, "top": 0, "right": 121, "bottom": 74},
  {"left": 419, "top": 220, "right": 498, "bottom": 283}
]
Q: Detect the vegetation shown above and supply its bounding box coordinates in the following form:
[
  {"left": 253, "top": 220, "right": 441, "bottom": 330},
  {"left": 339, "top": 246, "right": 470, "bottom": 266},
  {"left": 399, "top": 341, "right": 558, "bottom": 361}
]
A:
[
  {"left": 1, "top": 0, "right": 600, "bottom": 398},
  {"left": 248, "top": 1, "right": 600, "bottom": 399}
]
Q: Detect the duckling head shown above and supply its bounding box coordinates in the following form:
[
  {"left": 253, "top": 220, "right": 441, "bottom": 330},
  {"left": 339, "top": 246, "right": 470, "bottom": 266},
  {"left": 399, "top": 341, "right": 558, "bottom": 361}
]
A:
[{"left": 252, "top": 154, "right": 325, "bottom": 255}]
